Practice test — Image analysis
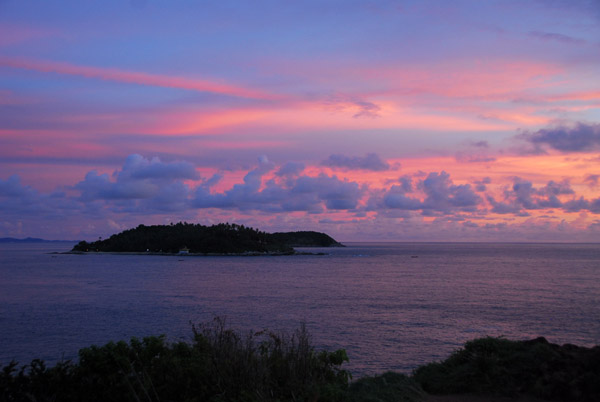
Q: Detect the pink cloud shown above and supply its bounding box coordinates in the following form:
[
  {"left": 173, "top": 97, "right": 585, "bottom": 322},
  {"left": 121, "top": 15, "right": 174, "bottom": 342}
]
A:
[
  {"left": 256, "top": 101, "right": 509, "bottom": 132},
  {"left": 254, "top": 58, "right": 595, "bottom": 132},
  {"left": 0, "top": 25, "right": 61, "bottom": 47},
  {"left": 549, "top": 90, "right": 600, "bottom": 102},
  {"left": 0, "top": 57, "right": 279, "bottom": 100},
  {"left": 163, "top": 108, "right": 274, "bottom": 135},
  {"left": 263, "top": 58, "right": 563, "bottom": 102}
]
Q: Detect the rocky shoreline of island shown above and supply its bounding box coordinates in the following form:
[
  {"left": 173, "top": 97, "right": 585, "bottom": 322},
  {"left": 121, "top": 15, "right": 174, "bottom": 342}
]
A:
[{"left": 59, "top": 250, "right": 329, "bottom": 256}]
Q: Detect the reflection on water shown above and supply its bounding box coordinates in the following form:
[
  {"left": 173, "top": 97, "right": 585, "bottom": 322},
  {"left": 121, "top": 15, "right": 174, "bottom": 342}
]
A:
[{"left": 1, "top": 242, "right": 599, "bottom": 375}]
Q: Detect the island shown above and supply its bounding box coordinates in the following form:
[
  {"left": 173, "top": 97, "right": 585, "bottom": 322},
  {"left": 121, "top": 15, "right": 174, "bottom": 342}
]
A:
[
  {"left": 71, "top": 222, "right": 344, "bottom": 255},
  {"left": 0, "top": 237, "right": 75, "bottom": 243}
]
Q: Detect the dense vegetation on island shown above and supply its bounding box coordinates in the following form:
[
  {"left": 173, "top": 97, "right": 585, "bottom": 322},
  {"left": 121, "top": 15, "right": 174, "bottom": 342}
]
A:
[
  {"left": 71, "top": 222, "right": 343, "bottom": 254},
  {"left": 2, "top": 320, "right": 599, "bottom": 402},
  {"left": 269, "top": 231, "right": 344, "bottom": 248}
]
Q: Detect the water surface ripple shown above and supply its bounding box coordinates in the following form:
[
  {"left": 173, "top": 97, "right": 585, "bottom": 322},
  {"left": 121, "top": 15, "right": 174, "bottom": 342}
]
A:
[{"left": 1, "top": 242, "right": 599, "bottom": 376}]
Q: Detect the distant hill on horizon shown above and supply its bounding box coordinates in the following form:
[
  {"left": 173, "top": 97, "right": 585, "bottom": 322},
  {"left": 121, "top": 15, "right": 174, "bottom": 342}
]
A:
[
  {"left": 0, "top": 237, "right": 77, "bottom": 243},
  {"left": 71, "top": 222, "right": 343, "bottom": 254}
]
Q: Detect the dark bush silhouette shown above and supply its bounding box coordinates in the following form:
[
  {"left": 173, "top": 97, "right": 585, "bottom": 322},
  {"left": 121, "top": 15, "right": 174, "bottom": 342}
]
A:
[
  {"left": 413, "top": 336, "right": 600, "bottom": 401},
  {"left": 4, "top": 333, "right": 599, "bottom": 401},
  {"left": 1, "top": 318, "right": 350, "bottom": 402}
]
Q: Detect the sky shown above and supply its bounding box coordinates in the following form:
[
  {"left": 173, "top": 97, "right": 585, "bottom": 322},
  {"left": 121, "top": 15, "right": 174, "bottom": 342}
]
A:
[{"left": 1, "top": 0, "right": 600, "bottom": 242}]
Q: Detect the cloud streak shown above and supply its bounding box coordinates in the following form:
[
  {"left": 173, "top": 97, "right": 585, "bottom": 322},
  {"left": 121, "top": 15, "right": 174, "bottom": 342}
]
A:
[
  {"left": 0, "top": 57, "right": 278, "bottom": 100},
  {"left": 528, "top": 31, "right": 586, "bottom": 45}
]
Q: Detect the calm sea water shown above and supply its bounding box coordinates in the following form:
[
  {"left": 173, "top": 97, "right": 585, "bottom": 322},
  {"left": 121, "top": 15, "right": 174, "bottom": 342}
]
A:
[{"left": 1, "top": 242, "right": 599, "bottom": 375}]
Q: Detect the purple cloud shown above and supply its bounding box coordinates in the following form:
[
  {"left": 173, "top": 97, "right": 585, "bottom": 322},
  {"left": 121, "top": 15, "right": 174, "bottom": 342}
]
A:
[
  {"left": 420, "top": 172, "right": 481, "bottom": 212},
  {"left": 291, "top": 175, "right": 363, "bottom": 210},
  {"left": 321, "top": 153, "right": 390, "bottom": 171},
  {"left": 121, "top": 154, "right": 199, "bottom": 180},
  {"left": 474, "top": 177, "right": 491, "bottom": 192},
  {"left": 275, "top": 161, "right": 305, "bottom": 177},
  {"left": 563, "top": 197, "right": 591, "bottom": 213},
  {"left": 0, "top": 175, "right": 78, "bottom": 219},
  {"left": 75, "top": 171, "right": 157, "bottom": 201},
  {"left": 584, "top": 174, "right": 599, "bottom": 187},
  {"left": 0, "top": 175, "right": 30, "bottom": 197},
  {"left": 519, "top": 123, "right": 600, "bottom": 153},
  {"left": 383, "top": 190, "right": 422, "bottom": 210},
  {"left": 537, "top": 180, "right": 574, "bottom": 196},
  {"left": 381, "top": 171, "right": 482, "bottom": 214},
  {"left": 488, "top": 178, "right": 575, "bottom": 214},
  {"left": 487, "top": 195, "right": 526, "bottom": 215},
  {"left": 73, "top": 154, "right": 196, "bottom": 213},
  {"left": 396, "top": 175, "right": 413, "bottom": 193},
  {"left": 470, "top": 141, "right": 489, "bottom": 148},
  {"left": 193, "top": 169, "right": 364, "bottom": 213},
  {"left": 455, "top": 153, "right": 496, "bottom": 163},
  {"left": 529, "top": 31, "right": 586, "bottom": 45}
]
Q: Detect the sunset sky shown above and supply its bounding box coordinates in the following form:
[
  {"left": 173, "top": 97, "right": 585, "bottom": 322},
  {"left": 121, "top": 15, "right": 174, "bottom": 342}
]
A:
[{"left": 1, "top": 0, "right": 600, "bottom": 241}]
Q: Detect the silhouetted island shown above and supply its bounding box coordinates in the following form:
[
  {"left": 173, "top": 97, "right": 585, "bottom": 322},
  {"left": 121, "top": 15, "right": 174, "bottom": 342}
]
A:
[
  {"left": 71, "top": 222, "right": 343, "bottom": 255},
  {"left": 0, "top": 237, "right": 75, "bottom": 243},
  {"left": 0, "top": 237, "right": 47, "bottom": 243}
]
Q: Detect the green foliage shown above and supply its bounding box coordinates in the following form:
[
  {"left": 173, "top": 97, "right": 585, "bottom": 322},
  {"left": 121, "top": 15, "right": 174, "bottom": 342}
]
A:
[
  {"left": 71, "top": 223, "right": 342, "bottom": 254},
  {"left": 0, "top": 318, "right": 351, "bottom": 402},
  {"left": 412, "top": 336, "right": 600, "bottom": 401},
  {"left": 4, "top": 332, "right": 600, "bottom": 402},
  {"left": 0, "top": 358, "right": 77, "bottom": 401}
]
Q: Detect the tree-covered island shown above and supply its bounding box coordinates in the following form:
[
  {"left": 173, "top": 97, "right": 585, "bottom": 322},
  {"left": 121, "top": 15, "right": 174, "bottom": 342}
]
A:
[{"left": 71, "top": 222, "right": 344, "bottom": 255}]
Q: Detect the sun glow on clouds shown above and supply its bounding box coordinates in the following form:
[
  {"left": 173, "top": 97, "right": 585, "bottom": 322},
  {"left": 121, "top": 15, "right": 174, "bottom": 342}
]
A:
[
  {"left": 365, "top": 60, "right": 562, "bottom": 100},
  {"left": 2, "top": 1, "right": 600, "bottom": 240},
  {"left": 3, "top": 150, "right": 600, "bottom": 240}
]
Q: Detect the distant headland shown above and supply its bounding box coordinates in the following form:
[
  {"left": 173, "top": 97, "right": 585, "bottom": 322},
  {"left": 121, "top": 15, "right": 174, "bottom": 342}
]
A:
[
  {"left": 71, "top": 222, "right": 344, "bottom": 255},
  {"left": 0, "top": 237, "right": 75, "bottom": 243}
]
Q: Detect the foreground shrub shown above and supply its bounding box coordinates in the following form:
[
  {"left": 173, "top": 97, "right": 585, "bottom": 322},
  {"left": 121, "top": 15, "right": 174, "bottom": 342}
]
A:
[
  {"left": 1, "top": 318, "right": 350, "bottom": 402},
  {"left": 412, "top": 336, "right": 600, "bottom": 401},
  {"left": 4, "top": 331, "right": 599, "bottom": 402}
]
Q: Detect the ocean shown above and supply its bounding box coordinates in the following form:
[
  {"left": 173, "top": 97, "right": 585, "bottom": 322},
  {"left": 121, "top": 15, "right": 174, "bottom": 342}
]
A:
[{"left": 1, "top": 242, "right": 599, "bottom": 376}]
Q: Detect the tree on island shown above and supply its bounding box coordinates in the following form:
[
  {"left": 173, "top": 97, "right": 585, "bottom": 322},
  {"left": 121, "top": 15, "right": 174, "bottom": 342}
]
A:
[{"left": 72, "top": 222, "right": 343, "bottom": 254}]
